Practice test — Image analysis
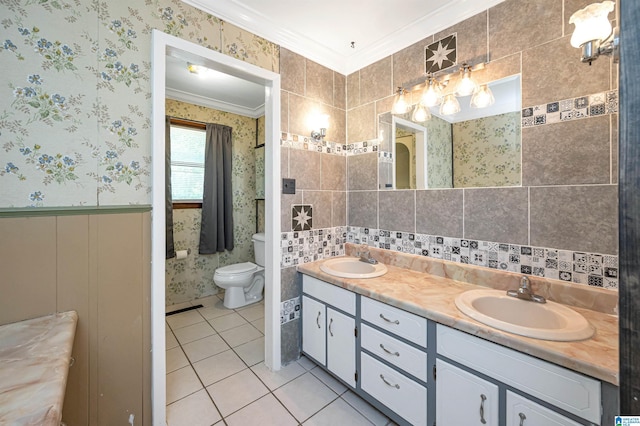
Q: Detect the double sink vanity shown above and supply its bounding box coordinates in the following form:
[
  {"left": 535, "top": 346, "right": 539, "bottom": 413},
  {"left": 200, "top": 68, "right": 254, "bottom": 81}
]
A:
[{"left": 297, "top": 245, "right": 618, "bottom": 426}]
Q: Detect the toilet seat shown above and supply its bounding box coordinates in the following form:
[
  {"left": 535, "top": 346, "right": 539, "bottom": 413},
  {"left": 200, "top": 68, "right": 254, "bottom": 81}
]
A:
[{"left": 215, "top": 262, "right": 257, "bottom": 278}]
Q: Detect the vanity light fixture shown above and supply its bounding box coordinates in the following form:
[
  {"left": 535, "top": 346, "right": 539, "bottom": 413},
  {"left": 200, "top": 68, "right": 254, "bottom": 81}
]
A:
[
  {"left": 187, "top": 62, "right": 211, "bottom": 76},
  {"left": 411, "top": 103, "right": 432, "bottom": 123},
  {"left": 419, "top": 75, "right": 444, "bottom": 108},
  {"left": 569, "top": 1, "right": 619, "bottom": 64},
  {"left": 392, "top": 87, "right": 411, "bottom": 115},
  {"left": 470, "top": 84, "right": 495, "bottom": 108},
  {"left": 455, "top": 64, "right": 478, "bottom": 97},
  {"left": 310, "top": 113, "right": 329, "bottom": 142},
  {"left": 439, "top": 93, "right": 461, "bottom": 116}
]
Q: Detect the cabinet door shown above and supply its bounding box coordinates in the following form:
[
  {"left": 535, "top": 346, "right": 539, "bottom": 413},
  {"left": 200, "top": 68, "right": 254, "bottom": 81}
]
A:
[
  {"left": 436, "top": 359, "right": 499, "bottom": 426},
  {"left": 506, "top": 391, "right": 582, "bottom": 426},
  {"left": 326, "top": 307, "right": 356, "bottom": 387},
  {"left": 302, "top": 295, "right": 326, "bottom": 365}
]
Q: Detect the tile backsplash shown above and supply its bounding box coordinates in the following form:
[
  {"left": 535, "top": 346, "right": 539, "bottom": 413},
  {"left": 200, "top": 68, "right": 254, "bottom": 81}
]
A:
[
  {"left": 522, "top": 90, "right": 618, "bottom": 128},
  {"left": 281, "top": 132, "right": 379, "bottom": 156},
  {"left": 280, "top": 227, "right": 346, "bottom": 268}
]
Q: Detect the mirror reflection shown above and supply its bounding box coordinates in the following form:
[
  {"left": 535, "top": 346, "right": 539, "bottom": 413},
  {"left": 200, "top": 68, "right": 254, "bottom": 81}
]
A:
[{"left": 379, "top": 75, "right": 522, "bottom": 189}]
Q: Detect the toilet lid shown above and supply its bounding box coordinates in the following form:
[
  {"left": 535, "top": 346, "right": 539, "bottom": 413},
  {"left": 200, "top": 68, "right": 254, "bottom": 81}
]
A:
[{"left": 215, "top": 262, "right": 257, "bottom": 276}]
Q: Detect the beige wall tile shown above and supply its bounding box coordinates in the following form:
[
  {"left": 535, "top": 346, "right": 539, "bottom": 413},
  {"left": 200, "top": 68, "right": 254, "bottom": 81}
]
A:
[
  {"left": 332, "top": 192, "right": 347, "bottom": 227},
  {"left": 280, "top": 48, "right": 305, "bottom": 95},
  {"left": 306, "top": 60, "right": 334, "bottom": 106},
  {"left": 334, "top": 73, "right": 346, "bottom": 110},
  {"left": 289, "top": 149, "right": 321, "bottom": 190},
  {"left": 282, "top": 193, "right": 303, "bottom": 232},
  {"left": 522, "top": 35, "right": 610, "bottom": 106},
  {"left": 327, "top": 105, "right": 346, "bottom": 144},
  {"left": 347, "top": 103, "right": 376, "bottom": 143},
  {"left": 321, "top": 154, "right": 346, "bottom": 190},
  {"left": 0, "top": 217, "right": 57, "bottom": 325},
  {"left": 435, "top": 11, "right": 488, "bottom": 67},
  {"left": 530, "top": 185, "right": 618, "bottom": 254},
  {"left": 288, "top": 93, "right": 320, "bottom": 137},
  {"left": 302, "top": 191, "right": 332, "bottom": 229},
  {"left": 348, "top": 191, "right": 378, "bottom": 228},
  {"left": 392, "top": 36, "right": 434, "bottom": 89},
  {"left": 379, "top": 190, "right": 416, "bottom": 233},
  {"left": 464, "top": 187, "right": 529, "bottom": 245},
  {"left": 347, "top": 71, "right": 360, "bottom": 109},
  {"left": 281, "top": 147, "right": 289, "bottom": 179},
  {"left": 347, "top": 153, "right": 378, "bottom": 190},
  {"left": 360, "top": 56, "right": 393, "bottom": 105},
  {"left": 522, "top": 116, "right": 611, "bottom": 186},
  {"left": 281, "top": 91, "right": 289, "bottom": 134},
  {"left": 375, "top": 95, "right": 395, "bottom": 117},
  {"left": 489, "top": 0, "right": 562, "bottom": 61},
  {"left": 415, "top": 189, "right": 464, "bottom": 237}
]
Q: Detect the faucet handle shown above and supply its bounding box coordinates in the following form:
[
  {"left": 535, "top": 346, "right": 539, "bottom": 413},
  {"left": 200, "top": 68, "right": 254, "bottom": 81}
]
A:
[{"left": 520, "top": 276, "right": 530, "bottom": 289}]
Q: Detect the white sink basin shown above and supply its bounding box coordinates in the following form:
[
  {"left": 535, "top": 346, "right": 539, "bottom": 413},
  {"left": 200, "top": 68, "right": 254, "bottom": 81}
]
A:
[
  {"left": 320, "top": 257, "right": 388, "bottom": 279},
  {"left": 455, "top": 289, "right": 594, "bottom": 341}
]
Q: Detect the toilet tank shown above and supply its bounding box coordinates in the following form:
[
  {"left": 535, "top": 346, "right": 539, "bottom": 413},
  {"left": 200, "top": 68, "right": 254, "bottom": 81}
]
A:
[{"left": 252, "top": 233, "right": 266, "bottom": 266}]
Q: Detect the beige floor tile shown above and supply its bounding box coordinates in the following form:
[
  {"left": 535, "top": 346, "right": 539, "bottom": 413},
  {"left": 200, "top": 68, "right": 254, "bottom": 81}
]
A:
[
  {"left": 166, "top": 389, "right": 221, "bottom": 426},
  {"left": 303, "top": 397, "right": 373, "bottom": 426},
  {"left": 273, "top": 372, "right": 338, "bottom": 422},
  {"left": 193, "top": 349, "right": 247, "bottom": 386},
  {"left": 251, "top": 360, "right": 306, "bottom": 391},
  {"left": 206, "top": 369, "right": 269, "bottom": 417},
  {"left": 234, "top": 337, "right": 265, "bottom": 366},
  {"left": 341, "top": 391, "right": 389, "bottom": 426},
  {"left": 166, "top": 346, "right": 189, "bottom": 373},
  {"left": 166, "top": 366, "right": 203, "bottom": 404},
  {"left": 166, "top": 310, "right": 205, "bottom": 330},
  {"left": 236, "top": 303, "right": 265, "bottom": 322},
  {"left": 166, "top": 327, "right": 179, "bottom": 350},
  {"left": 310, "top": 366, "right": 348, "bottom": 395},
  {"left": 198, "top": 301, "right": 233, "bottom": 320},
  {"left": 297, "top": 355, "right": 317, "bottom": 370},
  {"left": 251, "top": 317, "right": 265, "bottom": 333},
  {"left": 182, "top": 334, "right": 230, "bottom": 363},
  {"left": 173, "top": 321, "right": 216, "bottom": 345},
  {"left": 225, "top": 394, "right": 297, "bottom": 426},
  {"left": 220, "top": 323, "right": 262, "bottom": 348},
  {"left": 208, "top": 312, "right": 249, "bottom": 332},
  {"left": 194, "top": 294, "right": 221, "bottom": 307}
]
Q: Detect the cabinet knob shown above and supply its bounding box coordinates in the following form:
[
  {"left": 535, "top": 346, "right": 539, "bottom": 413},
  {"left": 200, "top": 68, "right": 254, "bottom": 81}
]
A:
[
  {"left": 479, "top": 394, "right": 487, "bottom": 424},
  {"left": 519, "top": 412, "right": 526, "bottom": 426}
]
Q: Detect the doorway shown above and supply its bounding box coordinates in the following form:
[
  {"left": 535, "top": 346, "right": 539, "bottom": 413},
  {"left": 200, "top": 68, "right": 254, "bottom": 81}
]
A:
[{"left": 151, "top": 30, "right": 281, "bottom": 424}]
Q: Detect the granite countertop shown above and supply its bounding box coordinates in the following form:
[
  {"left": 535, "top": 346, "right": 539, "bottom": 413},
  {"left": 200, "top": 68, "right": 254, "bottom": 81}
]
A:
[
  {"left": 0, "top": 311, "right": 78, "bottom": 425},
  {"left": 297, "top": 258, "right": 619, "bottom": 385}
]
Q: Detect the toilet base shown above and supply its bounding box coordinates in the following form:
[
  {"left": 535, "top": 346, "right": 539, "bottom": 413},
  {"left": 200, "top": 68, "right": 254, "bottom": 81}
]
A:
[{"left": 223, "top": 286, "right": 263, "bottom": 309}]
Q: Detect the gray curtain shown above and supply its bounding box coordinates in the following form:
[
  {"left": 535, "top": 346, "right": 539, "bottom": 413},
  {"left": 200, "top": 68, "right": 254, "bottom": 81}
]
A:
[
  {"left": 199, "top": 123, "right": 234, "bottom": 254},
  {"left": 165, "top": 117, "right": 176, "bottom": 259}
]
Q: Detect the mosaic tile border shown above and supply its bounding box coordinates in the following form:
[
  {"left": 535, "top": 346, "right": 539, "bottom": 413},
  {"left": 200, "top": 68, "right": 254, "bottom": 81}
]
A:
[
  {"left": 280, "top": 132, "right": 380, "bottom": 156},
  {"left": 346, "top": 226, "right": 618, "bottom": 290},
  {"left": 522, "top": 90, "right": 618, "bottom": 128},
  {"left": 280, "top": 226, "right": 347, "bottom": 268},
  {"left": 280, "top": 296, "right": 301, "bottom": 325}
]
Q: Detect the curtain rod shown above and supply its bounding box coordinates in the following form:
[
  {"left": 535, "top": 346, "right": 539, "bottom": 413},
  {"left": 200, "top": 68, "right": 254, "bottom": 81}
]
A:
[{"left": 167, "top": 116, "right": 208, "bottom": 126}]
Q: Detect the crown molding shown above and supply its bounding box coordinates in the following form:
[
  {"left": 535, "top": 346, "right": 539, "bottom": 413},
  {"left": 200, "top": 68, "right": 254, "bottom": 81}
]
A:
[
  {"left": 166, "top": 88, "right": 265, "bottom": 118},
  {"left": 182, "top": 0, "right": 506, "bottom": 75}
]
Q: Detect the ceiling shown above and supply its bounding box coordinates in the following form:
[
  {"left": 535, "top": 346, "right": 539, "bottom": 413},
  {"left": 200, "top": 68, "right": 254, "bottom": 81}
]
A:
[
  {"left": 181, "top": 0, "right": 507, "bottom": 75},
  {"left": 167, "top": 0, "right": 509, "bottom": 116}
]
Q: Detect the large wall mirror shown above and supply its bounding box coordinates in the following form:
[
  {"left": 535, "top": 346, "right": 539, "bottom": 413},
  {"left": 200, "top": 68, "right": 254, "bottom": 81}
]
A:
[{"left": 379, "top": 75, "right": 522, "bottom": 189}]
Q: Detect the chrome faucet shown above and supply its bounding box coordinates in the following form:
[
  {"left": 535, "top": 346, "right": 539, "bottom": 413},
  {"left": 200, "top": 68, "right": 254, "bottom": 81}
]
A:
[
  {"left": 358, "top": 247, "right": 378, "bottom": 265},
  {"left": 506, "top": 276, "right": 546, "bottom": 304}
]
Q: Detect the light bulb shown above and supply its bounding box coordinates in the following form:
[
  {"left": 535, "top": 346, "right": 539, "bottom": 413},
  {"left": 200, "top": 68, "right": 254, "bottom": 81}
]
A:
[
  {"left": 570, "top": 1, "right": 614, "bottom": 47},
  {"left": 470, "top": 85, "right": 495, "bottom": 108},
  {"left": 439, "top": 94, "right": 461, "bottom": 116},
  {"left": 420, "top": 77, "right": 443, "bottom": 107},
  {"left": 411, "top": 103, "right": 431, "bottom": 122},
  {"left": 455, "top": 66, "right": 477, "bottom": 97},
  {"left": 392, "top": 88, "right": 410, "bottom": 114}
]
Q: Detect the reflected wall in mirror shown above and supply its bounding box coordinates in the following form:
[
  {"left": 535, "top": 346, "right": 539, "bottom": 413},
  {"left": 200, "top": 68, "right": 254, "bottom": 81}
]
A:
[{"left": 378, "top": 75, "right": 522, "bottom": 189}]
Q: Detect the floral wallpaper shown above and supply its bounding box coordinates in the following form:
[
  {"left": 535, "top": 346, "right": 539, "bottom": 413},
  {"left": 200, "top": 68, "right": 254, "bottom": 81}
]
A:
[
  {"left": 425, "top": 115, "right": 453, "bottom": 189},
  {"left": 165, "top": 98, "right": 259, "bottom": 304},
  {"left": 452, "top": 111, "right": 521, "bottom": 188},
  {"left": 0, "top": 0, "right": 278, "bottom": 208}
]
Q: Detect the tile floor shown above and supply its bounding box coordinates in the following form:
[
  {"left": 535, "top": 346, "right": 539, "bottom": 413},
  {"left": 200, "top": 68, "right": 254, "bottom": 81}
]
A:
[{"left": 165, "top": 294, "right": 395, "bottom": 426}]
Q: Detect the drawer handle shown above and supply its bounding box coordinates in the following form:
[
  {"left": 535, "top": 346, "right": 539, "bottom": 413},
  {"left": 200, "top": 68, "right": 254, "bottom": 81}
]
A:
[
  {"left": 379, "top": 374, "right": 400, "bottom": 389},
  {"left": 379, "top": 343, "right": 399, "bottom": 357},
  {"left": 69, "top": 356, "right": 76, "bottom": 367},
  {"left": 519, "top": 412, "right": 526, "bottom": 426},
  {"left": 316, "top": 311, "right": 321, "bottom": 329},
  {"left": 479, "top": 394, "right": 487, "bottom": 424},
  {"left": 379, "top": 313, "right": 399, "bottom": 325},
  {"left": 328, "top": 318, "right": 334, "bottom": 337}
]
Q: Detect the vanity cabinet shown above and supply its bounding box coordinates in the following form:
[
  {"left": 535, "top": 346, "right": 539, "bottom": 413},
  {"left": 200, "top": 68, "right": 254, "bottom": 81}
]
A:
[
  {"left": 302, "top": 276, "right": 356, "bottom": 388},
  {"left": 506, "top": 391, "right": 583, "bottom": 426}
]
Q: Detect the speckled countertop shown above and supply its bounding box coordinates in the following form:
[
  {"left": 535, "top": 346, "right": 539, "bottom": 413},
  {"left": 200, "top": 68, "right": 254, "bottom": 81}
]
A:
[
  {"left": 0, "top": 311, "right": 78, "bottom": 425},
  {"left": 297, "top": 249, "right": 618, "bottom": 386}
]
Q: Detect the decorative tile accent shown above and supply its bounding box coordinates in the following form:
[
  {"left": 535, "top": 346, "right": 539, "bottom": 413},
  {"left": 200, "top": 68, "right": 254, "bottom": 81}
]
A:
[
  {"left": 280, "top": 132, "right": 380, "bottom": 156},
  {"left": 522, "top": 90, "right": 617, "bottom": 128},
  {"left": 280, "top": 296, "right": 301, "bottom": 325},
  {"left": 346, "top": 226, "right": 618, "bottom": 290},
  {"left": 280, "top": 226, "right": 346, "bottom": 268},
  {"left": 425, "top": 33, "right": 457, "bottom": 74},
  {"left": 291, "top": 204, "right": 312, "bottom": 232}
]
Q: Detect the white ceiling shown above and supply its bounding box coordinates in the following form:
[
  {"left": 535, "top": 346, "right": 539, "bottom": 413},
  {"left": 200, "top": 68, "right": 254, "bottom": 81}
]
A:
[{"left": 181, "top": 0, "right": 507, "bottom": 75}]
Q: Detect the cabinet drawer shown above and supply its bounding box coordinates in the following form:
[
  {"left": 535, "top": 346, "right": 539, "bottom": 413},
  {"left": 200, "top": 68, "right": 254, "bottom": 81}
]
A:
[
  {"left": 361, "top": 297, "right": 427, "bottom": 347},
  {"left": 507, "top": 391, "right": 582, "bottom": 426},
  {"left": 437, "top": 325, "right": 601, "bottom": 424},
  {"left": 361, "top": 324, "right": 427, "bottom": 382},
  {"left": 302, "top": 275, "right": 355, "bottom": 315},
  {"left": 361, "top": 352, "right": 427, "bottom": 426}
]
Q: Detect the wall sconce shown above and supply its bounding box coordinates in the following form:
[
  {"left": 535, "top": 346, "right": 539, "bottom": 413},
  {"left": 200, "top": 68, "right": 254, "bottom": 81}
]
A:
[
  {"left": 419, "top": 75, "right": 443, "bottom": 108},
  {"left": 411, "top": 103, "right": 431, "bottom": 123},
  {"left": 187, "top": 62, "right": 212, "bottom": 76},
  {"left": 439, "top": 94, "right": 461, "bottom": 116},
  {"left": 455, "top": 64, "right": 478, "bottom": 97},
  {"left": 569, "top": 1, "right": 619, "bottom": 64},
  {"left": 392, "top": 87, "right": 411, "bottom": 114},
  {"left": 470, "top": 84, "right": 495, "bottom": 109},
  {"left": 310, "top": 113, "right": 329, "bottom": 142}
]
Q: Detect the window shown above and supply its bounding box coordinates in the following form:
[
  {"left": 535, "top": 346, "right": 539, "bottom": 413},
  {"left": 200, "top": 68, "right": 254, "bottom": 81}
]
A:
[{"left": 170, "top": 123, "right": 206, "bottom": 203}]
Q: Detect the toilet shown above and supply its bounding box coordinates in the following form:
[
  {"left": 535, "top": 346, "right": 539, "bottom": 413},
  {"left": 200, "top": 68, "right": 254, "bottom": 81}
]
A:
[{"left": 214, "top": 233, "right": 266, "bottom": 309}]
